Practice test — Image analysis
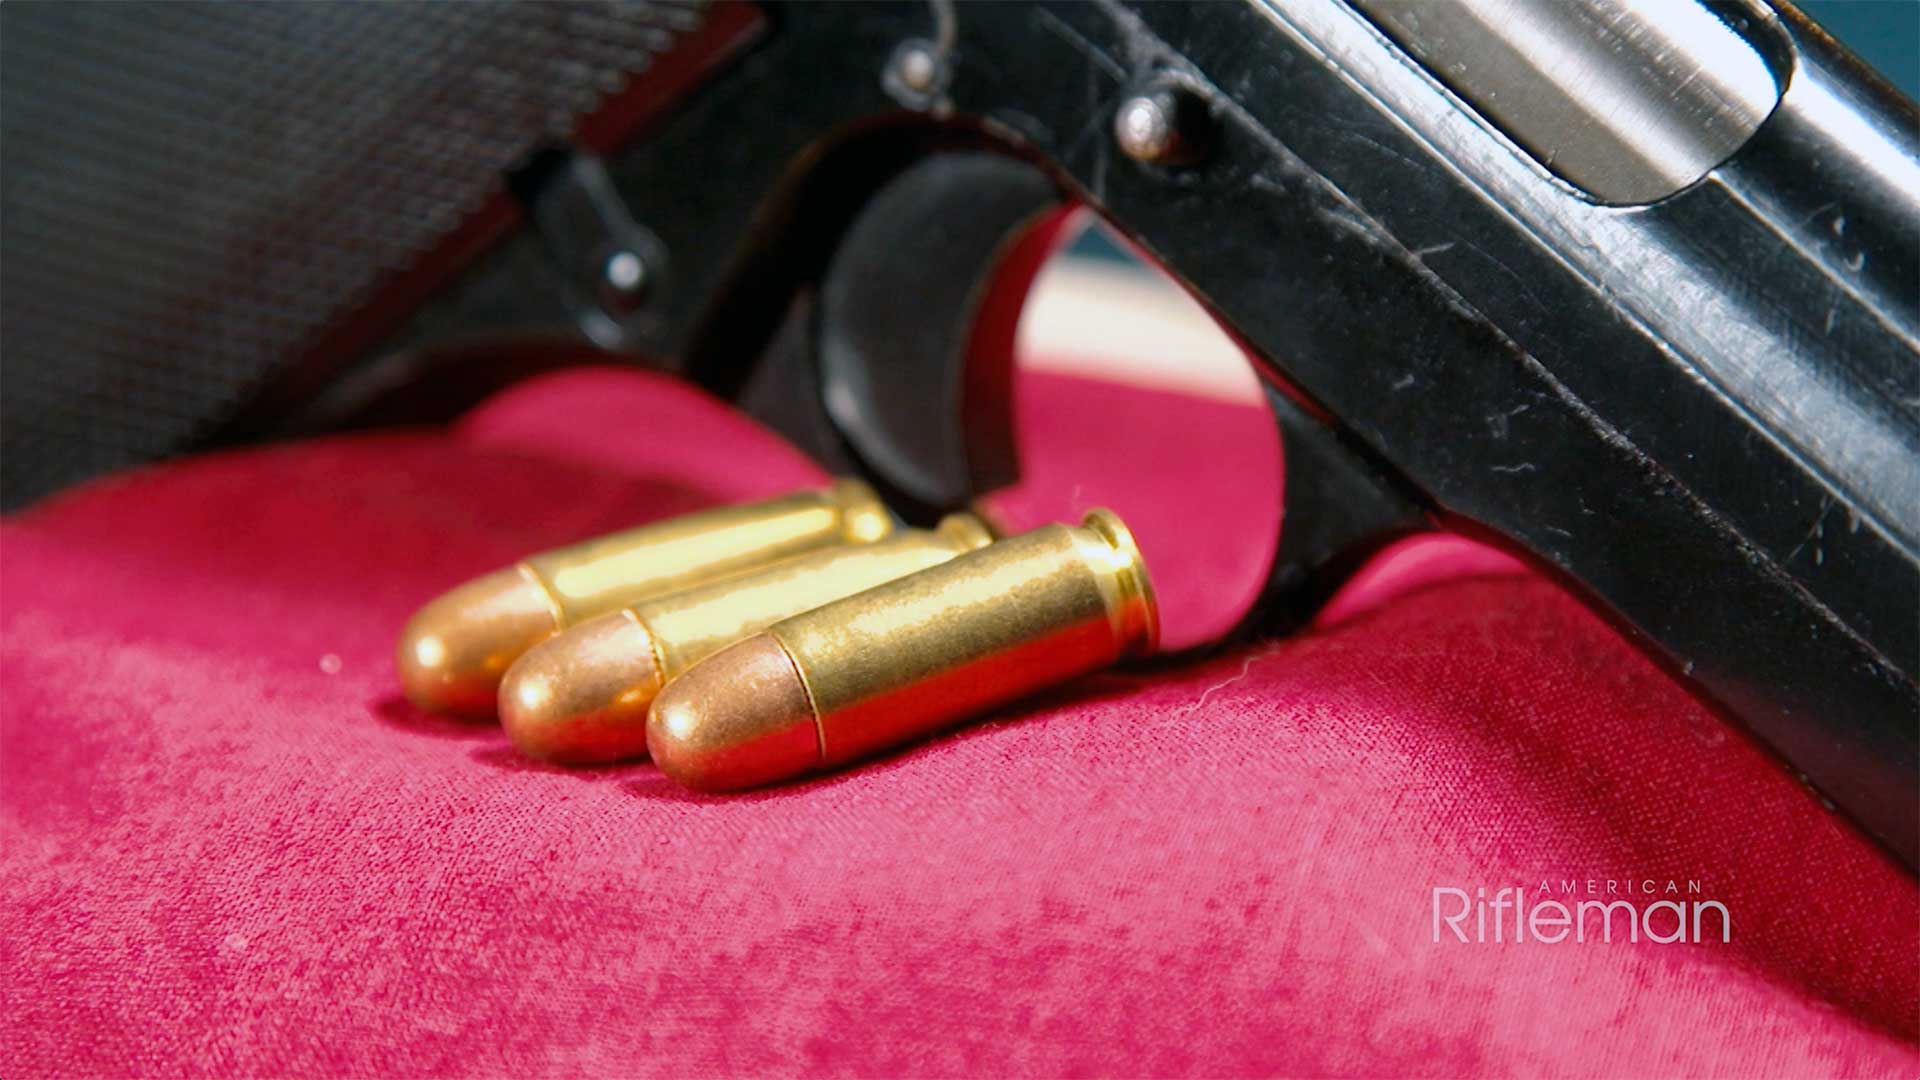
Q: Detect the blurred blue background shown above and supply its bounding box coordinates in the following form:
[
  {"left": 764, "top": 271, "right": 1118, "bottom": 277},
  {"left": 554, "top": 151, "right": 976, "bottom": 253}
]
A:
[{"left": 1802, "top": 0, "right": 1918, "bottom": 98}]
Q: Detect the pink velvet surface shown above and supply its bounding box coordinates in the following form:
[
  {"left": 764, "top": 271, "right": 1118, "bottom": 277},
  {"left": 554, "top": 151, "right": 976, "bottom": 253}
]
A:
[
  {"left": 978, "top": 368, "right": 1284, "bottom": 652},
  {"left": 3, "top": 367, "right": 1915, "bottom": 1078}
]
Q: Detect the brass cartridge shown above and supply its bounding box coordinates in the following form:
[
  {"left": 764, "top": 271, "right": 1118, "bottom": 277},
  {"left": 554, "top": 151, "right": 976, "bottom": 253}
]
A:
[
  {"left": 647, "top": 509, "right": 1157, "bottom": 791},
  {"left": 396, "top": 479, "right": 891, "bottom": 717},
  {"left": 498, "top": 514, "right": 995, "bottom": 764}
]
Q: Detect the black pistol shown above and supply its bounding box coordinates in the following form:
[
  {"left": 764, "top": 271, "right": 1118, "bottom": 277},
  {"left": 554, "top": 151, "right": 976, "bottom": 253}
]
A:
[{"left": 3, "top": 2, "right": 1915, "bottom": 864}]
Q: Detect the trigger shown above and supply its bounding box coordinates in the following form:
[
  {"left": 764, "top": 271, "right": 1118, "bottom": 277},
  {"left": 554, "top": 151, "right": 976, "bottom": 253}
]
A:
[{"left": 815, "top": 152, "right": 1064, "bottom": 523}]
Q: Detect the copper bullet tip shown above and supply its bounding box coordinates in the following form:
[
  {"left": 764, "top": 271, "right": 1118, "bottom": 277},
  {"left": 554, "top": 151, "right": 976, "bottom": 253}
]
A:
[
  {"left": 646, "top": 634, "right": 821, "bottom": 792},
  {"left": 499, "top": 611, "right": 663, "bottom": 764},
  {"left": 395, "top": 566, "right": 562, "bottom": 718}
]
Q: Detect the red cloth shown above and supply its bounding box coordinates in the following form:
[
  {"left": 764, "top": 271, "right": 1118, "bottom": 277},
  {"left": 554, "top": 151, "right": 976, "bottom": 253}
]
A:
[{"left": 2, "top": 368, "right": 1914, "bottom": 1078}]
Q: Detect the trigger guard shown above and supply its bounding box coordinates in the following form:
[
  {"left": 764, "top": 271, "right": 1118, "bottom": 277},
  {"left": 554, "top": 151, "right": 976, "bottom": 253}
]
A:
[{"left": 1243, "top": 383, "right": 1428, "bottom": 636}]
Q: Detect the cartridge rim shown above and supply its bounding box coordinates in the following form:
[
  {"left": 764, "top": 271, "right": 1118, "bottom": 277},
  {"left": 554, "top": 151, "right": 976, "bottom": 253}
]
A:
[
  {"left": 1081, "top": 508, "right": 1160, "bottom": 658},
  {"left": 933, "top": 512, "right": 996, "bottom": 553},
  {"left": 829, "top": 478, "right": 893, "bottom": 545}
]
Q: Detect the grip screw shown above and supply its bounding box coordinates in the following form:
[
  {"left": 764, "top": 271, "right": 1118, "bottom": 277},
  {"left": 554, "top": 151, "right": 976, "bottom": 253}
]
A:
[
  {"left": 599, "top": 248, "right": 648, "bottom": 312},
  {"left": 1114, "top": 87, "right": 1209, "bottom": 166},
  {"left": 894, "top": 43, "right": 938, "bottom": 94}
]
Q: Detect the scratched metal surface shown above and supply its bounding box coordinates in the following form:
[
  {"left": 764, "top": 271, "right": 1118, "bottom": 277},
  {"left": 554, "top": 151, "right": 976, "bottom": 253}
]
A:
[{"left": 1262, "top": 0, "right": 1920, "bottom": 554}]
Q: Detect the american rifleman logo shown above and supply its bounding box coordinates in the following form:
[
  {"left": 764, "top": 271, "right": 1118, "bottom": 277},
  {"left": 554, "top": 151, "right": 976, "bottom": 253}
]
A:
[{"left": 1432, "top": 880, "right": 1730, "bottom": 944}]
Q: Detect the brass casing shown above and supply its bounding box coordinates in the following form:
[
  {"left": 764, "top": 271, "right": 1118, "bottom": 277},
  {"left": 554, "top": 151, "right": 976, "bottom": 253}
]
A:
[
  {"left": 498, "top": 514, "right": 994, "bottom": 763},
  {"left": 648, "top": 509, "right": 1157, "bottom": 790},
  {"left": 522, "top": 478, "right": 893, "bottom": 624},
  {"left": 396, "top": 479, "right": 891, "bottom": 716},
  {"left": 638, "top": 513, "right": 994, "bottom": 678}
]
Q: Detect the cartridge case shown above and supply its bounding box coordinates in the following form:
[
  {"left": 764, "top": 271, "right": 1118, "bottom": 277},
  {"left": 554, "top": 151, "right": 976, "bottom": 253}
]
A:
[
  {"left": 498, "top": 514, "right": 995, "bottom": 764},
  {"left": 396, "top": 479, "right": 891, "bottom": 717},
  {"left": 648, "top": 509, "right": 1157, "bottom": 791}
]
